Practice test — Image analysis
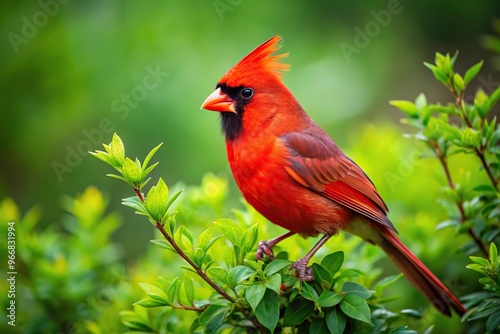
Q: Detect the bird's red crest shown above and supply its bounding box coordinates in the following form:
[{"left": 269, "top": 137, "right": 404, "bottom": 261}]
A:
[{"left": 220, "top": 35, "right": 290, "bottom": 86}]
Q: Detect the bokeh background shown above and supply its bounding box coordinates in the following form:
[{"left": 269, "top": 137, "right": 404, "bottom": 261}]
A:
[{"left": 1, "top": 0, "right": 500, "bottom": 332}]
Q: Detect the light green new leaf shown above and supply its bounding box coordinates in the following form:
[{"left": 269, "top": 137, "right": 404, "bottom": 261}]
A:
[
  {"left": 122, "top": 157, "right": 141, "bottom": 184},
  {"left": 110, "top": 133, "right": 125, "bottom": 166},
  {"left": 134, "top": 298, "right": 169, "bottom": 308},
  {"left": 207, "top": 267, "right": 228, "bottom": 285},
  {"left": 138, "top": 283, "right": 169, "bottom": 303},
  {"left": 145, "top": 178, "right": 169, "bottom": 220},
  {"left": 389, "top": 100, "right": 419, "bottom": 118},
  {"left": 464, "top": 60, "right": 483, "bottom": 84},
  {"left": 183, "top": 277, "right": 195, "bottom": 306},
  {"left": 214, "top": 218, "right": 243, "bottom": 246},
  {"left": 143, "top": 143, "right": 163, "bottom": 170}
]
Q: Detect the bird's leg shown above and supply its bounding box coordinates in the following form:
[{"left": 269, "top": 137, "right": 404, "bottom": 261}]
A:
[
  {"left": 256, "top": 231, "right": 296, "bottom": 260},
  {"left": 291, "top": 234, "right": 333, "bottom": 281}
]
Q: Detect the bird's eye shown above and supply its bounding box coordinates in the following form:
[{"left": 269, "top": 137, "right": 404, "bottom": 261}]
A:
[{"left": 240, "top": 88, "right": 254, "bottom": 99}]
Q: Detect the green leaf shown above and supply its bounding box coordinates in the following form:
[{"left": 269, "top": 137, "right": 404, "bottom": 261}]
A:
[
  {"left": 309, "top": 318, "right": 330, "bottom": 334},
  {"left": 197, "top": 228, "right": 212, "bottom": 251},
  {"left": 241, "top": 223, "right": 259, "bottom": 255},
  {"left": 227, "top": 266, "right": 255, "bottom": 288},
  {"left": 490, "top": 243, "right": 498, "bottom": 264},
  {"left": 110, "top": 133, "right": 125, "bottom": 166},
  {"left": 321, "top": 251, "right": 344, "bottom": 276},
  {"left": 143, "top": 142, "right": 163, "bottom": 170},
  {"left": 207, "top": 267, "right": 228, "bottom": 285},
  {"left": 167, "top": 277, "right": 180, "bottom": 303},
  {"left": 214, "top": 218, "right": 243, "bottom": 246},
  {"left": 414, "top": 93, "right": 427, "bottom": 110},
  {"left": 183, "top": 277, "right": 194, "bottom": 305},
  {"left": 134, "top": 298, "right": 169, "bottom": 308},
  {"left": 165, "top": 189, "right": 183, "bottom": 212},
  {"left": 341, "top": 282, "right": 371, "bottom": 299},
  {"left": 90, "top": 150, "right": 114, "bottom": 166},
  {"left": 474, "top": 89, "right": 490, "bottom": 118},
  {"left": 486, "top": 311, "right": 500, "bottom": 333},
  {"left": 122, "top": 157, "right": 141, "bottom": 184},
  {"left": 199, "top": 305, "right": 230, "bottom": 334},
  {"left": 301, "top": 282, "right": 319, "bottom": 302},
  {"left": 119, "top": 310, "right": 154, "bottom": 332},
  {"left": 245, "top": 282, "right": 266, "bottom": 311},
  {"left": 326, "top": 307, "right": 346, "bottom": 334},
  {"left": 264, "top": 273, "right": 282, "bottom": 294},
  {"left": 122, "top": 196, "right": 148, "bottom": 215},
  {"left": 138, "top": 283, "right": 169, "bottom": 303},
  {"left": 453, "top": 73, "right": 464, "bottom": 92},
  {"left": 490, "top": 86, "right": 500, "bottom": 109},
  {"left": 312, "top": 263, "right": 333, "bottom": 289},
  {"left": 375, "top": 274, "right": 402, "bottom": 295},
  {"left": 150, "top": 239, "right": 174, "bottom": 252},
  {"left": 390, "top": 100, "right": 419, "bottom": 118},
  {"left": 283, "top": 297, "right": 314, "bottom": 326},
  {"left": 339, "top": 294, "right": 372, "bottom": 325},
  {"left": 469, "top": 256, "right": 490, "bottom": 266},
  {"left": 255, "top": 289, "right": 280, "bottom": 333},
  {"left": 318, "top": 290, "right": 343, "bottom": 307},
  {"left": 264, "top": 259, "right": 293, "bottom": 276},
  {"left": 464, "top": 60, "right": 483, "bottom": 84},
  {"left": 145, "top": 178, "right": 169, "bottom": 221}
]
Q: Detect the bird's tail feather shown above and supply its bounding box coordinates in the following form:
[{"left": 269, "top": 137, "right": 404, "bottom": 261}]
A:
[{"left": 377, "top": 226, "right": 466, "bottom": 317}]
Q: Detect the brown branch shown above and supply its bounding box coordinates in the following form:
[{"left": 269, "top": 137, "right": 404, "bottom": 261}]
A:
[
  {"left": 134, "top": 187, "right": 145, "bottom": 202},
  {"left": 170, "top": 304, "right": 208, "bottom": 312},
  {"left": 154, "top": 222, "right": 237, "bottom": 303},
  {"left": 433, "top": 142, "right": 488, "bottom": 257},
  {"left": 475, "top": 148, "right": 499, "bottom": 192}
]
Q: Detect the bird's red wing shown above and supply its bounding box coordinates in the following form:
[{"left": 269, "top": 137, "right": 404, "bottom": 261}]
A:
[{"left": 281, "top": 132, "right": 396, "bottom": 232}]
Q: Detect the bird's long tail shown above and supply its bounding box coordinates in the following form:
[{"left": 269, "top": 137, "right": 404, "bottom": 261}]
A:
[{"left": 376, "top": 225, "right": 466, "bottom": 317}]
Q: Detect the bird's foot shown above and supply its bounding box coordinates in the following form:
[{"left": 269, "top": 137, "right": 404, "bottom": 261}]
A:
[
  {"left": 256, "top": 240, "right": 275, "bottom": 261},
  {"left": 290, "top": 258, "right": 314, "bottom": 281}
]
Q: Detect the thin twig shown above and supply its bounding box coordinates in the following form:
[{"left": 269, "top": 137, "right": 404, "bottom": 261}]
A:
[
  {"left": 154, "top": 222, "right": 236, "bottom": 303},
  {"left": 433, "top": 142, "right": 488, "bottom": 257}
]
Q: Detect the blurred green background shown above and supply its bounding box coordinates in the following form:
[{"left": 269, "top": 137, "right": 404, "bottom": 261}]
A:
[{"left": 1, "top": 1, "right": 499, "bottom": 327}]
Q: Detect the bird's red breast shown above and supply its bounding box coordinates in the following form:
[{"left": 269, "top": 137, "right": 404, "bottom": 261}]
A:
[{"left": 201, "top": 36, "right": 393, "bottom": 236}]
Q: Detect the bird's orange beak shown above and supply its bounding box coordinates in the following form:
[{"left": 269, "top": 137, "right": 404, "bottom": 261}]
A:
[{"left": 201, "top": 88, "right": 236, "bottom": 113}]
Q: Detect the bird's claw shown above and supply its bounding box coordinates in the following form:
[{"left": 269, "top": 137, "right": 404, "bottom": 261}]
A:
[
  {"left": 256, "top": 240, "right": 275, "bottom": 261},
  {"left": 290, "top": 258, "right": 314, "bottom": 281}
]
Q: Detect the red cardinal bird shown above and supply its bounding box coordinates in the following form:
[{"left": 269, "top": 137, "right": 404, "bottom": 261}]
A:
[{"left": 201, "top": 36, "right": 465, "bottom": 317}]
